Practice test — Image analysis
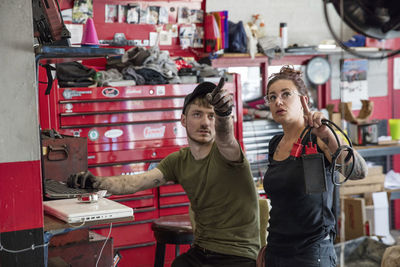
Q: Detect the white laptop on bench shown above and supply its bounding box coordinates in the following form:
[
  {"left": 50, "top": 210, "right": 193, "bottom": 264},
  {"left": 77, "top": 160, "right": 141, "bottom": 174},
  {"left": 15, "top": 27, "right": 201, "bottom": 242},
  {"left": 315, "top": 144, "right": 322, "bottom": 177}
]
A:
[{"left": 44, "top": 197, "right": 133, "bottom": 224}]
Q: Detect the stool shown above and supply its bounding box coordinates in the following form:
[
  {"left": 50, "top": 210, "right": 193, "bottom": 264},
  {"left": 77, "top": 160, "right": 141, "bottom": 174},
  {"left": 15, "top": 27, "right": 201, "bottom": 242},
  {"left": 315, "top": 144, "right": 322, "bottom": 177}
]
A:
[{"left": 151, "top": 214, "right": 194, "bottom": 267}]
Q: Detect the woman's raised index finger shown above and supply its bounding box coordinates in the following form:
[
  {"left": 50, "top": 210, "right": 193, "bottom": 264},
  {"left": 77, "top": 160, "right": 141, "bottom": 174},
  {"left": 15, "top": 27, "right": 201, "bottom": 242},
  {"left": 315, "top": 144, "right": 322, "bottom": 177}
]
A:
[{"left": 300, "top": 95, "right": 310, "bottom": 114}]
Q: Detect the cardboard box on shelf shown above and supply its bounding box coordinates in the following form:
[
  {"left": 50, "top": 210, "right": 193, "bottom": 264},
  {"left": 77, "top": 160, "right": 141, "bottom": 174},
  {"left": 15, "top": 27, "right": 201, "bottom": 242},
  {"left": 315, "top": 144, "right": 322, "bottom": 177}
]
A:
[
  {"left": 342, "top": 192, "right": 393, "bottom": 244},
  {"left": 343, "top": 197, "right": 366, "bottom": 240},
  {"left": 367, "top": 165, "right": 384, "bottom": 176},
  {"left": 344, "top": 174, "right": 385, "bottom": 186},
  {"left": 340, "top": 183, "right": 383, "bottom": 196}
]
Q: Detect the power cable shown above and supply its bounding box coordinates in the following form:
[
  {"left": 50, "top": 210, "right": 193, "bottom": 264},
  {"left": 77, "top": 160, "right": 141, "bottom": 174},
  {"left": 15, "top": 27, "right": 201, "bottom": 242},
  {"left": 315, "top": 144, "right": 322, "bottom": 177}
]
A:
[
  {"left": 299, "top": 119, "right": 355, "bottom": 185},
  {"left": 323, "top": 0, "right": 400, "bottom": 60}
]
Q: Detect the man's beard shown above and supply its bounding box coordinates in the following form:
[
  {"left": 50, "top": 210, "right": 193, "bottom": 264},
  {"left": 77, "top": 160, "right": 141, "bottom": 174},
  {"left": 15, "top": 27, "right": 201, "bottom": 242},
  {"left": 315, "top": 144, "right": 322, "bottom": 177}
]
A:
[{"left": 186, "top": 130, "right": 214, "bottom": 145}]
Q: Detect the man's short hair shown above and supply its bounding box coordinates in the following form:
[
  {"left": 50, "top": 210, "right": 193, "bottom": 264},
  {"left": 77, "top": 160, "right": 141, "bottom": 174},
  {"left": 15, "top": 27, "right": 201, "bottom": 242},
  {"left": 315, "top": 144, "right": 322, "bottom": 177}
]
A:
[{"left": 182, "top": 82, "right": 216, "bottom": 114}]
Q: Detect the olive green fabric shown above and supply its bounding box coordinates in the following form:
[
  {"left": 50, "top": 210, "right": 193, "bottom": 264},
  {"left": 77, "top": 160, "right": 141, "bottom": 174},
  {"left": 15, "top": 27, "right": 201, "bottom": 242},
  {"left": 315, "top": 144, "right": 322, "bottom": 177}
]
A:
[{"left": 157, "top": 142, "right": 260, "bottom": 260}]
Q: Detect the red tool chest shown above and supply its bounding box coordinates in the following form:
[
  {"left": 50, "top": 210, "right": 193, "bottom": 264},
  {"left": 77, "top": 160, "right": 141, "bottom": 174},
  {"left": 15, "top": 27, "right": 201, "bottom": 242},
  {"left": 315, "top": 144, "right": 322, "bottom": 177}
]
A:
[{"left": 38, "top": 70, "right": 243, "bottom": 266}]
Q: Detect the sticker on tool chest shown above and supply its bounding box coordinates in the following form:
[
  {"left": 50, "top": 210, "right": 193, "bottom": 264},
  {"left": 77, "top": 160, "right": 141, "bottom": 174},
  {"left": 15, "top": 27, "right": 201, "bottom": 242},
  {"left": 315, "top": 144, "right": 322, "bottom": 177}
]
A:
[
  {"left": 88, "top": 129, "right": 99, "bottom": 141},
  {"left": 156, "top": 86, "right": 165, "bottom": 95},
  {"left": 125, "top": 88, "right": 142, "bottom": 95},
  {"left": 65, "top": 103, "right": 73, "bottom": 113},
  {"left": 62, "top": 89, "right": 92, "bottom": 99},
  {"left": 104, "top": 129, "right": 123, "bottom": 138},
  {"left": 144, "top": 126, "right": 166, "bottom": 139},
  {"left": 102, "top": 87, "right": 120, "bottom": 98}
]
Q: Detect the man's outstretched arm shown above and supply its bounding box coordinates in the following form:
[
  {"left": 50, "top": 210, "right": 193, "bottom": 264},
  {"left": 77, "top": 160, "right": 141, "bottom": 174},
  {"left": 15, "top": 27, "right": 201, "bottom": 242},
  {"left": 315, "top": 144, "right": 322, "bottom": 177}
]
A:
[
  {"left": 207, "top": 78, "right": 241, "bottom": 162},
  {"left": 68, "top": 168, "right": 167, "bottom": 195}
]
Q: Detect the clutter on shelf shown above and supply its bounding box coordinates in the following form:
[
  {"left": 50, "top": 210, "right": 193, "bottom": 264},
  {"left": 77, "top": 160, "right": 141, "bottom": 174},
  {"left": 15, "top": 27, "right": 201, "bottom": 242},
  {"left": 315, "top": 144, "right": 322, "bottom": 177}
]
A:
[
  {"left": 55, "top": 45, "right": 225, "bottom": 88},
  {"left": 243, "top": 97, "right": 273, "bottom": 121}
]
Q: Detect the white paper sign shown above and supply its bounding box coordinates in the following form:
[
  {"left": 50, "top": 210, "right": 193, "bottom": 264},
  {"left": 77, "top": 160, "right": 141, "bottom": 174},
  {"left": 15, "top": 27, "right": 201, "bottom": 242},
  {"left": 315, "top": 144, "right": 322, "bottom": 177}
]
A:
[
  {"left": 372, "top": 192, "right": 390, "bottom": 237},
  {"left": 149, "top": 32, "right": 158, "bottom": 46},
  {"left": 65, "top": 24, "right": 83, "bottom": 46},
  {"left": 341, "top": 80, "right": 369, "bottom": 110},
  {"left": 394, "top": 57, "right": 400, "bottom": 90},
  {"left": 159, "top": 31, "right": 172, "bottom": 46}
]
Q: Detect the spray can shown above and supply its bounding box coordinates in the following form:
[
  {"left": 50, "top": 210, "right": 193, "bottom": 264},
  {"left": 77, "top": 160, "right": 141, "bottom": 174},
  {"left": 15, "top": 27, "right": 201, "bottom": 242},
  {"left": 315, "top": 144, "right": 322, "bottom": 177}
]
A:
[{"left": 280, "top": 22, "right": 288, "bottom": 49}]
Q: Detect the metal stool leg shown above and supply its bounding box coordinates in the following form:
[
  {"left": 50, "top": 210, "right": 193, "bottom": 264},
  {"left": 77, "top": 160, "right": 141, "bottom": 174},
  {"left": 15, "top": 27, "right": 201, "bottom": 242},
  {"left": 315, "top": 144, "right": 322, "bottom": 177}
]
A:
[
  {"left": 175, "top": 244, "right": 180, "bottom": 257},
  {"left": 154, "top": 242, "right": 166, "bottom": 267}
]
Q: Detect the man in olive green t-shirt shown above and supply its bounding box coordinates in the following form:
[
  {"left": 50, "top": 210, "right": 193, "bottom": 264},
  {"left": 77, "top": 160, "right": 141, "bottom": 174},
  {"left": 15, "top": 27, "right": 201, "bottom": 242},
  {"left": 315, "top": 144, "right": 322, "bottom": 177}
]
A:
[{"left": 69, "top": 79, "right": 260, "bottom": 266}]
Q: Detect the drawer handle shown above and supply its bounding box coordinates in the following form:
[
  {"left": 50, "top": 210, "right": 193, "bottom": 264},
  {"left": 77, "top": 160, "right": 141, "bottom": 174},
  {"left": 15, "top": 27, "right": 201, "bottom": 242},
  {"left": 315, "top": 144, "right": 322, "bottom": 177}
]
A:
[{"left": 47, "top": 145, "right": 69, "bottom": 161}]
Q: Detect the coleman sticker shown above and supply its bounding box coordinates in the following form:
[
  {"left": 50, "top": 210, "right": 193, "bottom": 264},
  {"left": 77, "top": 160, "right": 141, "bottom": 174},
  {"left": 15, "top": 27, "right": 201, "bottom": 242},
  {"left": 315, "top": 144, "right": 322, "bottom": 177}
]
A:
[
  {"left": 88, "top": 129, "right": 99, "bottom": 141},
  {"left": 62, "top": 89, "right": 92, "bottom": 99},
  {"left": 102, "top": 87, "right": 119, "bottom": 97},
  {"left": 104, "top": 129, "right": 123, "bottom": 138},
  {"left": 144, "top": 126, "right": 166, "bottom": 139}
]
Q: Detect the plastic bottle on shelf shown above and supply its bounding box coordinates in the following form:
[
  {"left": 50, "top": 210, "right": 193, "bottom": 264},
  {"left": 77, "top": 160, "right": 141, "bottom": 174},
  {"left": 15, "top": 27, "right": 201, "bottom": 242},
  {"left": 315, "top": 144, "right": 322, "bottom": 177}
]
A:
[{"left": 280, "top": 22, "right": 288, "bottom": 49}]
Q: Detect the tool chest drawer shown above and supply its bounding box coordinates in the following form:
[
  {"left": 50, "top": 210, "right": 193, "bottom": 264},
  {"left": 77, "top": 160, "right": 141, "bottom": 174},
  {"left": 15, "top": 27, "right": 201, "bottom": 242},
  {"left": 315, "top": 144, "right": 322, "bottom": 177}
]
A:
[
  {"left": 60, "top": 109, "right": 182, "bottom": 126},
  {"left": 87, "top": 138, "right": 188, "bottom": 153},
  {"left": 88, "top": 145, "right": 182, "bottom": 165},
  {"left": 159, "top": 192, "right": 189, "bottom": 206},
  {"left": 106, "top": 189, "right": 154, "bottom": 199},
  {"left": 116, "top": 242, "right": 156, "bottom": 267},
  {"left": 159, "top": 184, "right": 185, "bottom": 194},
  {"left": 91, "top": 220, "right": 155, "bottom": 247},
  {"left": 58, "top": 122, "right": 187, "bottom": 144},
  {"left": 131, "top": 207, "right": 158, "bottom": 222},
  {"left": 57, "top": 84, "right": 195, "bottom": 102},
  {"left": 113, "top": 195, "right": 156, "bottom": 209},
  {"left": 159, "top": 203, "right": 190, "bottom": 217},
  {"left": 56, "top": 83, "right": 236, "bottom": 102},
  {"left": 59, "top": 98, "right": 184, "bottom": 113}
]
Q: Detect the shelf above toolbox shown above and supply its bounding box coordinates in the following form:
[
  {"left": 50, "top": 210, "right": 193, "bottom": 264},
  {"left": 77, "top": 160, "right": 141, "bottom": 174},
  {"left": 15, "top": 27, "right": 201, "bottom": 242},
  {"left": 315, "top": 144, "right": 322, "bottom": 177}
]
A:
[{"left": 35, "top": 45, "right": 124, "bottom": 64}]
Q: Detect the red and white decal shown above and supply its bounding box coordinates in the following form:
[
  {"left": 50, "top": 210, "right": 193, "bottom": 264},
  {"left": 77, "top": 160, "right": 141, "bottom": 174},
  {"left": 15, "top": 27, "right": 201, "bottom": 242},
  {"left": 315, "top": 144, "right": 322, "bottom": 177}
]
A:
[
  {"left": 104, "top": 129, "right": 124, "bottom": 138},
  {"left": 144, "top": 126, "right": 166, "bottom": 139}
]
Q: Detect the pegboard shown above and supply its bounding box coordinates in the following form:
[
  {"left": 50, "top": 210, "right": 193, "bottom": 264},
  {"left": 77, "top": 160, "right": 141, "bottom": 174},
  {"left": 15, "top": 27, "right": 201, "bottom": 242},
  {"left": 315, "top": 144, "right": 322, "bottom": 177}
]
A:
[{"left": 61, "top": 0, "right": 206, "bottom": 57}]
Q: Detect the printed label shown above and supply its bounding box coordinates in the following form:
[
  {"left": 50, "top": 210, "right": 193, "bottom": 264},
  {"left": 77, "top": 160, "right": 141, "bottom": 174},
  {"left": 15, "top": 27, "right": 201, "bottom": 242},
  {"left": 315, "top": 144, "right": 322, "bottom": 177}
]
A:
[
  {"left": 102, "top": 87, "right": 120, "bottom": 98},
  {"left": 126, "top": 88, "right": 142, "bottom": 95},
  {"left": 104, "top": 129, "right": 123, "bottom": 139},
  {"left": 156, "top": 86, "right": 166, "bottom": 96},
  {"left": 143, "top": 126, "right": 166, "bottom": 139},
  {"left": 62, "top": 89, "right": 92, "bottom": 99}
]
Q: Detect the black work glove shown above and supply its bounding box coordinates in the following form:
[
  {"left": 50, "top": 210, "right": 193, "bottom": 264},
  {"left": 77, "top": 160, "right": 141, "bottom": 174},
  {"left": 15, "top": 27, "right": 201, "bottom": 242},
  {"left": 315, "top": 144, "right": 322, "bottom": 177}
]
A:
[
  {"left": 67, "top": 170, "right": 97, "bottom": 189},
  {"left": 206, "top": 77, "right": 234, "bottom": 117}
]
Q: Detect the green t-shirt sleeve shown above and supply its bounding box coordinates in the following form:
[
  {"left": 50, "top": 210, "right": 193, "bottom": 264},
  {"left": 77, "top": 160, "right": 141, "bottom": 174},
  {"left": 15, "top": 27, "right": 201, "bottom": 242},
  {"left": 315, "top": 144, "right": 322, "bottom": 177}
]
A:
[{"left": 156, "top": 151, "right": 179, "bottom": 182}]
